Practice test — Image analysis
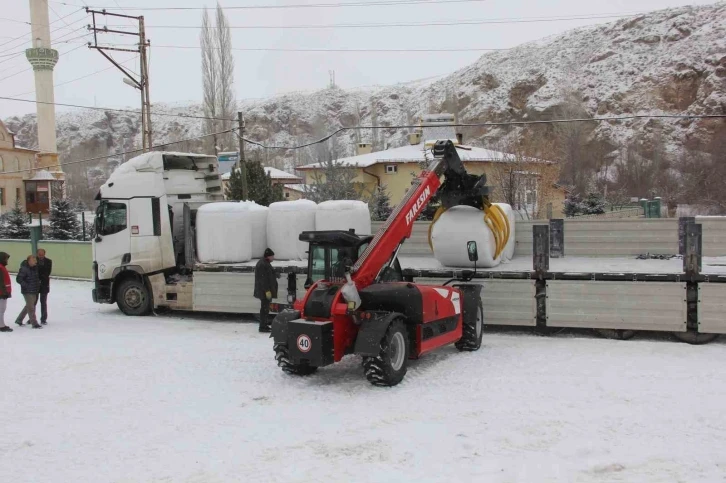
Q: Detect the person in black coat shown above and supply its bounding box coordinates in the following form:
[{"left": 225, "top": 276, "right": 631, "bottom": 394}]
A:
[
  {"left": 254, "top": 248, "right": 278, "bottom": 333},
  {"left": 15, "top": 255, "right": 42, "bottom": 329},
  {"left": 36, "top": 249, "right": 52, "bottom": 325}
]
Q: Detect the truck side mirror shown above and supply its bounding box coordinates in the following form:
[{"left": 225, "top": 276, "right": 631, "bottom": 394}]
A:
[{"left": 467, "top": 241, "right": 479, "bottom": 262}]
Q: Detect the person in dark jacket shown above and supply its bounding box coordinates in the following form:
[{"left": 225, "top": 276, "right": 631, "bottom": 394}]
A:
[
  {"left": 0, "top": 252, "right": 12, "bottom": 333},
  {"left": 254, "top": 248, "right": 278, "bottom": 333},
  {"left": 15, "top": 255, "right": 42, "bottom": 329},
  {"left": 36, "top": 249, "right": 52, "bottom": 325}
]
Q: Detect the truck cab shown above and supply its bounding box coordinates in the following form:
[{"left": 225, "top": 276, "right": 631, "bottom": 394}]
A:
[{"left": 92, "top": 152, "right": 223, "bottom": 314}]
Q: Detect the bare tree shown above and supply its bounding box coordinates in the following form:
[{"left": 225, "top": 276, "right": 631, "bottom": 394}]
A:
[
  {"left": 216, "top": 3, "right": 236, "bottom": 150},
  {"left": 200, "top": 7, "right": 219, "bottom": 154}
]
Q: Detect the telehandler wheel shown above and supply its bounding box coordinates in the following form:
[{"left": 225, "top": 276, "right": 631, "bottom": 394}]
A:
[
  {"left": 595, "top": 329, "right": 636, "bottom": 341},
  {"left": 274, "top": 343, "right": 318, "bottom": 376},
  {"left": 362, "top": 318, "right": 409, "bottom": 387},
  {"left": 456, "top": 300, "right": 484, "bottom": 351},
  {"left": 673, "top": 332, "right": 719, "bottom": 345},
  {"left": 116, "top": 278, "right": 152, "bottom": 316}
]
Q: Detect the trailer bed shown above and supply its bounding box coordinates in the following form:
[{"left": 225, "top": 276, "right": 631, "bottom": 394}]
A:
[{"left": 195, "top": 255, "right": 726, "bottom": 277}]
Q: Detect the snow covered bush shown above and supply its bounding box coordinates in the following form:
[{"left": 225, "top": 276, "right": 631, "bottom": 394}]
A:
[{"left": 0, "top": 199, "right": 30, "bottom": 239}]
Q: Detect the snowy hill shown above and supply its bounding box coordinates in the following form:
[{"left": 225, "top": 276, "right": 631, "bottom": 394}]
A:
[{"left": 4, "top": 3, "right": 726, "bottom": 193}]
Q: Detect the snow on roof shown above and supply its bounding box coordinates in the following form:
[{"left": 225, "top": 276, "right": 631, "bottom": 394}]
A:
[
  {"left": 283, "top": 184, "right": 308, "bottom": 193},
  {"left": 221, "top": 166, "right": 302, "bottom": 181},
  {"left": 29, "top": 169, "right": 56, "bottom": 181},
  {"left": 297, "top": 144, "right": 545, "bottom": 169},
  {"left": 264, "top": 166, "right": 301, "bottom": 180}
]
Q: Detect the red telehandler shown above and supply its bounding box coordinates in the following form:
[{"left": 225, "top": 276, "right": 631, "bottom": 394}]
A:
[{"left": 272, "top": 140, "right": 502, "bottom": 386}]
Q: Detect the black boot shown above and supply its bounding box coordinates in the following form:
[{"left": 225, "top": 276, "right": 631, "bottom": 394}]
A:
[
  {"left": 0, "top": 326, "right": 13, "bottom": 332},
  {"left": 15, "top": 320, "right": 23, "bottom": 326},
  {"left": 258, "top": 324, "right": 271, "bottom": 333},
  {"left": 31, "top": 323, "right": 42, "bottom": 329}
]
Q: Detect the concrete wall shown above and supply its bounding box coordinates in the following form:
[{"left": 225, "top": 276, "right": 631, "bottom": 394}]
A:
[
  {"left": 373, "top": 217, "right": 726, "bottom": 258},
  {"left": 0, "top": 239, "right": 92, "bottom": 278}
]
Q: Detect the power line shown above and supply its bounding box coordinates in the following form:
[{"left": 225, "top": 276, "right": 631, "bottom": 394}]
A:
[
  {"left": 154, "top": 44, "right": 506, "bottom": 53},
  {"left": 0, "top": 127, "right": 236, "bottom": 175},
  {"left": 237, "top": 115, "right": 726, "bottom": 150},
  {"left": 132, "top": 12, "right": 644, "bottom": 31},
  {"left": 4, "top": 114, "right": 725, "bottom": 174},
  {"left": 0, "top": 95, "right": 234, "bottom": 122},
  {"left": 0, "top": 43, "right": 88, "bottom": 82},
  {"left": 8, "top": 55, "right": 139, "bottom": 98},
  {"left": 84, "top": 0, "right": 490, "bottom": 10},
  {"left": 0, "top": 8, "right": 85, "bottom": 49}
]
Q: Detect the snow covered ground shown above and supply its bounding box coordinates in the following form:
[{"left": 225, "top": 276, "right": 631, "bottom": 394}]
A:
[{"left": 2, "top": 280, "right": 726, "bottom": 482}]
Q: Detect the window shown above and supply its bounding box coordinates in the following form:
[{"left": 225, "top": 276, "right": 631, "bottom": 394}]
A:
[
  {"left": 285, "top": 192, "right": 290, "bottom": 198},
  {"left": 99, "top": 202, "right": 128, "bottom": 236},
  {"left": 310, "top": 246, "right": 326, "bottom": 283},
  {"left": 385, "top": 165, "right": 398, "bottom": 174},
  {"left": 152, "top": 198, "right": 161, "bottom": 236},
  {"left": 0, "top": 155, "right": 3, "bottom": 172},
  {"left": 16, "top": 188, "right": 20, "bottom": 202},
  {"left": 0, "top": 188, "right": 4, "bottom": 206}
]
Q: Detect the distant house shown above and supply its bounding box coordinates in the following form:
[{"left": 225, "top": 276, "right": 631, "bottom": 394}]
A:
[
  {"left": 296, "top": 114, "right": 565, "bottom": 219},
  {"left": 221, "top": 166, "right": 307, "bottom": 201},
  {"left": 0, "top": 120, "right": 62, "bottom": 215}
]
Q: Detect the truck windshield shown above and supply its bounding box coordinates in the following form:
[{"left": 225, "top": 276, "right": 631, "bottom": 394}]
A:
[
  {"left": 97, "top": 201, "right": 128, "bottom": 236},
  {"left": 162, "top": 155, "right": 200, "bottom": 171}
]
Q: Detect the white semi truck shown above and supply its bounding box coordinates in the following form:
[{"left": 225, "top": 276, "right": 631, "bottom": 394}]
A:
[{"left": 91, "top": 151, "right": 302, "bottom": 315}]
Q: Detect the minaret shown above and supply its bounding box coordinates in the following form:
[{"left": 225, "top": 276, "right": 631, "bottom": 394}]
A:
[{"left": 25, "top": 0, "right": 61, "bottom": 173}]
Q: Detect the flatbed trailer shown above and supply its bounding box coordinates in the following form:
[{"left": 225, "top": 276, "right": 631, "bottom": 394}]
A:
[{"left": 175, "top": 250, "right": 726, "bottom": 344}]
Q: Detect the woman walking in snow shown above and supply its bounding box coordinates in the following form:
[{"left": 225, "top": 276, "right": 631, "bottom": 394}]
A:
[
  {"left": 15, "top": 255, "right": 42, "bottom": 329},
  {"left": 0, "top": 252, "right": 12, "bottom": 333}
]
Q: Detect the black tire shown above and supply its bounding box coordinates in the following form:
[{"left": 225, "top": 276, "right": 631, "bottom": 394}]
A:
[
  {"left": 456, "top": 301, "right": 484, "bottom": 351},
  {"left": 274, "top": 343, "right": 318, "bottom": 376},
  {"left": 673, "top": 332, "right": 719, "bottom": 345},
  {"left": 116, "top": 278, "right": 152, "bottom": 316},
  {"left": 595, "top": 329, "right": 636, "bottom": 341},
  {"left": 362, "top": 318, "right": 409, "bottom": 387}
]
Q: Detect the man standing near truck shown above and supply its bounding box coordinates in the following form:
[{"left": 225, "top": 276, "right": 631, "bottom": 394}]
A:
[
  {"left": 254, "top": 248, "right": 278, "bottom": 333},
  {"left": 36, "top": 249, "right": 52, "bottom": 325}
]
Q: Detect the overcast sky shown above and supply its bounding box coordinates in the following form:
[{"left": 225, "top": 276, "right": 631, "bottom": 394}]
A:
[{"left": 0, "top": 0, "right": 721, "bottom": 117}]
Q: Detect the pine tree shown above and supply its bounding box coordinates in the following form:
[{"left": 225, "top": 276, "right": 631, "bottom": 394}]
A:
[
  {"left": 48, "top": 199, "right": 81, "bottom": 240},
  {"left": 369, "top": 184, "right": 393, "bottom": 221},
  {"left": 563, "top": 193, "right": 584, "bottom": 217},
  {"left": 1, "top": 198, "right": 30, "bottom": 239},
  {"left": 225, "top": 161, "right": 284, "bottom": 206},
  {"left": 582, "top": 191, "right": 606, "bottom": 215},
  {"left": 307, "top": 156, "right": 359, "bottom": 203}
]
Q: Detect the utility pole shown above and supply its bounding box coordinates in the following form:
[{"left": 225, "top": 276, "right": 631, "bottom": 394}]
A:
[
  {"left": 87, "top": 8, "right": 152, "bottom": 151},
  {"left": 237, "top": 111, "right": 248, "bottom": 200}
]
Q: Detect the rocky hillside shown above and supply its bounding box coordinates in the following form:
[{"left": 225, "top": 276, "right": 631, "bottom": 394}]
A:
[{"left": 5, "top": 2, "right": 726, "bottom": 197}]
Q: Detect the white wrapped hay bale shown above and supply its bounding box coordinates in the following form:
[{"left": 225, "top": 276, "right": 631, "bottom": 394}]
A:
[
  {"left": 267, "top": 199, "right": 317, "bottom": 260},
  {"left": 238, "top": 201, "right": 269, "bottom": 259},
  {"left": 430, "top": 206, "right": 500, "bottom": 268},
  {"left": 196, "top": 202, "right": 252, "bottom": 263},
  {"left": 493, "top": 203, "right": 516, "bottom": 261},
  {"left": 315, "top": 200, "right": 372, "bottom": 235}
]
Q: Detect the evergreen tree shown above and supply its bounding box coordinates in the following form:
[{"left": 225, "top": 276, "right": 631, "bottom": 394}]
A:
[
  {"left": 48, "top": 198, "right": 81, "bottom": 240},
  {"left": 1, "top": 198, "right": 30, "bottom": 239},
  {"left": 369, "top": 184, "right": 393, "bottom": 221},
  {"left": 225, "top": 162, "right": 284, "bottom": 206},
  {"left": 563, "top": 193, "right": 584, "bottom": 217},
  {"left": 582, "top": 191, "right": 606, "bottom": 215}
]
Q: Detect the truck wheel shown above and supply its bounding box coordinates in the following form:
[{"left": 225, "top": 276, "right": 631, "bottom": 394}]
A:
[
  {"left": 362, "top": 318, "right": 408, "bottom": 387},
  {"left": 274, "top": 343, "right": 318, "bottom": 376},
  {"left": 595, "top": 329, "right": 635, "bottom": 340},
  {"left": 456, "top": 301, "right": 484, "bottom": 351},
  {"left": 116, "top": 278, "right": 152, "bottom": 316},
  {"left": 673, "top": 332, "right": 719, "bottom": 345}
]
